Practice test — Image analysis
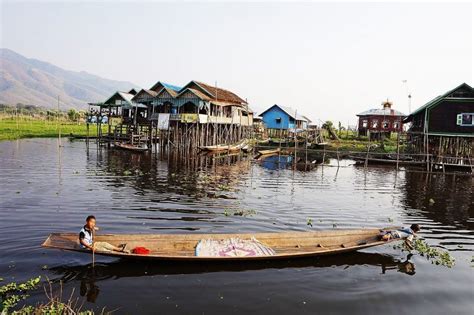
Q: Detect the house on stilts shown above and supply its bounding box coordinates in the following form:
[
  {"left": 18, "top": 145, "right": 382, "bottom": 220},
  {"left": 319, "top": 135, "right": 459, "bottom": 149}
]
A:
[
  {"left": 403, "top": 83, "right": 474, "bottom": 172},
  {"left": 89, "top": 80, "right": 253, "bottom": 151}
]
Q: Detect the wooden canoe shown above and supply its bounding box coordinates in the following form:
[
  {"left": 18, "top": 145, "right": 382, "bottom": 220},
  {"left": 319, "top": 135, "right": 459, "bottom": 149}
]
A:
[
  {"left": 257, "top": 148, "right": 281, "bottom": 156},
  {"left": 199, "top": 140, "right": 247, "bottom": 153},
  {"left": 42, "top": 228, "right": 395, "bottom": 261},
  {"left": 349, "top": 156, "right": 425, "bottom": 166},
  {"left": 114, "top": 142, "right": 149, "bottom": 152}
]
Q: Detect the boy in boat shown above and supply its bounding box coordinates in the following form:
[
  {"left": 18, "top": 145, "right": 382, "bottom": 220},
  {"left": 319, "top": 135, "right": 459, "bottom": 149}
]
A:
[
  {"left": 79, "top": 215, "right": 129, "bottom": 253},
  {"left": 379, "top": 224, "right": 420, "bottom": 250}
]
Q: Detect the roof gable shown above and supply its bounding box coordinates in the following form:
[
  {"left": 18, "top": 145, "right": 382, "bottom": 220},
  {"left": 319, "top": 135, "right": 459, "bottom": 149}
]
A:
[
  {"left": 179, "top": 81, "right": 247, "bottom": 105},
  {"left": 156, "top": 86, "right": 179, "bottom": 98},
  {"left": 149, "top": 81, "right": 182, "bottom": 93},
  {"left": 177, "top": 88, "right": 212, "bottom": 101},
  {"left": 409, "top": 83, "right": 474, "bottom": 117},
  {"left": 132, "top": 89, "right": 158, "bottom": 101},
  {"left": 104, "top": 91, "right": 134, "bottom": 105},
  {"left": 259, "top": 104, "right": 309, "bottom": 121}
]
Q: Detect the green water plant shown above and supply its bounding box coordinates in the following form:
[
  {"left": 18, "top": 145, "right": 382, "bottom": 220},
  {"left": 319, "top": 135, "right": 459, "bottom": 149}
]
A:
[
  {"left": 1, "top": 277, "right": 104, "bottom": 314},
  {"left": 1, "top": 276, "right": 41, "bottom": 312},
  {"left": 306, "top": 218, "right": 313, "bottom": 227},
  {"left": 394, "top": 239, "right": 455, "bottom": 268}
]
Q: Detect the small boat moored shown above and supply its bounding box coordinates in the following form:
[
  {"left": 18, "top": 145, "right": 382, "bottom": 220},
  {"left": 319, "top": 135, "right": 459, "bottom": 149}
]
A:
[
  {"left": 199, "top": 140, "right": 248, "bottom": 153},
  {"left": 42, "top": 228, "right": 397, "bottom": 262},
  {"left": 114, "top": 142, "right": 149, "bottom": 152},
  {"left": 256, "top": 148, "right": 281, "bottom": 157}
]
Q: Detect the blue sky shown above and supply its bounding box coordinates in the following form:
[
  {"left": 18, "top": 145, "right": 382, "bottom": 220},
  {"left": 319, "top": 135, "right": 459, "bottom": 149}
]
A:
[{"left": 1, "top": 1, "right": 472, "bottom": 125}]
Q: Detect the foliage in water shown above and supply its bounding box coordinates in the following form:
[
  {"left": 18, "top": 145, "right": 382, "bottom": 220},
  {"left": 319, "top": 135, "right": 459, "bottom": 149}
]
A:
[
  {"left": 394, "top": 239, "right": 455, "bottom": 268},
  {"left": 0, "top": 276, "right": 40, "bottom": 312},
  {"left": 223, "top": 208, "right": 256, "bottom": 217}
]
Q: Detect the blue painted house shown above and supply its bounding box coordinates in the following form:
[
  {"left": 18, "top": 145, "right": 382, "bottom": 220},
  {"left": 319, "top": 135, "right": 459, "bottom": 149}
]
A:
[{"left": 259, "top": 104, "right": 310, "bottom": 130}]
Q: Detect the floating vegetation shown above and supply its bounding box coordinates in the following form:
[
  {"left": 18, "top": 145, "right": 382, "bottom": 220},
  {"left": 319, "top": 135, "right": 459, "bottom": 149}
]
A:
[
  {"left": 0, "top": 276, "right": 41, "bottom": 312},
  {"left": 223, "top": 208, "right": 256, "bottom": 217},
  {"left": 394, "top": 239, "right": 455, "bottom": 268},
  {"left": 1, "top": 277, "right": 101, "bottom": 314},
  {"left": 123, "top": 170, "right": 132, "bottom": 176},
  {"left": 306, "top": 218, "right": 313, "bottom": 227}
]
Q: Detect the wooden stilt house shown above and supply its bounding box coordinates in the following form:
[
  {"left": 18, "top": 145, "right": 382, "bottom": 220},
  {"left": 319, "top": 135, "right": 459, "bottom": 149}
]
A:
[{"left": 404, "top": 83, "right": 474, "bottom": 170}]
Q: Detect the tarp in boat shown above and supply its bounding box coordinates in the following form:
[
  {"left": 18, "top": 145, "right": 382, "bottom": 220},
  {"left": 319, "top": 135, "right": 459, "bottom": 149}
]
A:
[{"left": 195, "top": 237, "right": 276, "bottom": 257}]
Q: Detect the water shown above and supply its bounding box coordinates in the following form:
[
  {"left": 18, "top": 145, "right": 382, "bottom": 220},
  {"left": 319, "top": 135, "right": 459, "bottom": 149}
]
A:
[{"left": 0, "top": 138, "right": 473, "bottom": 314}]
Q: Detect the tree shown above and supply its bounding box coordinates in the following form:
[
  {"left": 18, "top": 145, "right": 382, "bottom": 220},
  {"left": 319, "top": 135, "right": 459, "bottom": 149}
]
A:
[{"left": 67, "top": 108, "right": 78, "bottom": 122}]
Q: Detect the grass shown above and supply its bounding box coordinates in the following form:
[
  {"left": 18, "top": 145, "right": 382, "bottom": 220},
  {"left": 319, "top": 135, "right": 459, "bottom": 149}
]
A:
[{"left": 0, "top": 116, "right": 97, "bottom": 142}]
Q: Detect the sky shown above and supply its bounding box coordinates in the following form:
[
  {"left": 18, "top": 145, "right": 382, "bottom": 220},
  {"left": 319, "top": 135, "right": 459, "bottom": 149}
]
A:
[{"left": 1, "top": 1, "right": 473, "bottom": 125}]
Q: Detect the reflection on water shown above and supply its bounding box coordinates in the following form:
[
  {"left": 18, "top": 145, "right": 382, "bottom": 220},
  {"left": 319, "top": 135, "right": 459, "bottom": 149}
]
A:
[
  {"left": 402, "top": 171, "right": 474, "bottom": 230},
  {"left": 259, "top": 155, "right": 294, "bottom": 170},
  {"left": 0, "top": 138, "right": 473, "bottom": 315},
  {"left": 48, "top": 252, "right": 418, "bottom": 305}
]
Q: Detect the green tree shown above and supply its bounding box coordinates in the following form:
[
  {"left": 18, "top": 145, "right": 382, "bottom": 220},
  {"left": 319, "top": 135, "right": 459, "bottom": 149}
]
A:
[{"left": 67, "top": 108, "right": 77, "bottom": 122}]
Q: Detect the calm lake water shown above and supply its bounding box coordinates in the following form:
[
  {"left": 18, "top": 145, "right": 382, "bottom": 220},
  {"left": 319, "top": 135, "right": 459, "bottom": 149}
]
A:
[{"left": 0, "top": 138, "right": 473, "bottom": 314}]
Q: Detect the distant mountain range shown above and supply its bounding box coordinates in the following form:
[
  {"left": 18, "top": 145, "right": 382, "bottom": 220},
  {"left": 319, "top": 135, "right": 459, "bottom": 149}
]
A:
[{"left": 0, "top": 48, "right": 139, "bottom": 109}]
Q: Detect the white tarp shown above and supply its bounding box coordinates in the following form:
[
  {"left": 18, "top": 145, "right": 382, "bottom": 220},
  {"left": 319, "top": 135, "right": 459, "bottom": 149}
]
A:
[{"left": 157, "top": 114, "right": 170, "bottom": 130}]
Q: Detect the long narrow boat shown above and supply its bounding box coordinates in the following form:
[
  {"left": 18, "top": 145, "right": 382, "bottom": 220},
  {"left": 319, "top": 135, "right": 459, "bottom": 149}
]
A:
[
  {"left": 114, "top": 142, "right": 149, "bottom": 152},
  {"left": 42, "top": 228, "right": 395, "bottom": 261},
  {"left": 257, "top": 148, "right": 281, "bottom": 156},
  {"left": 349, "top": 156, "right": 425, "bottom": 166},
  {"left": 199, "top": 140, "right": 247, "bottom": 153}
]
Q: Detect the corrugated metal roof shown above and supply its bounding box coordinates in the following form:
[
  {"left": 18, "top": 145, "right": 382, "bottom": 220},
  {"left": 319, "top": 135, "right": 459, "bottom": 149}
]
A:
[
  {"left": 260, "top": 104, "right": 310, "bottom": 121},
  {"left": 103, "top": 91, "right": 135, "bottom": 105},
  {"left": 161, "top": 82, "right": 182, "bottom": 92},
  {"left": 117, "top": 92, "right": 135, "bottom": 105},
  {"left": 149, "top": 81, "right": 182, "bottom": 93},
  {"left": 357, "top": 108, "right": 405, "bottom": 116}
]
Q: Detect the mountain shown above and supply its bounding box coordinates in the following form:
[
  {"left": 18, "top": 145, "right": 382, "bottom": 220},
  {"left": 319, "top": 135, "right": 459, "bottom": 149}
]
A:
[{"left": 0, "top": 48, "right": 139, "bottom": 109}]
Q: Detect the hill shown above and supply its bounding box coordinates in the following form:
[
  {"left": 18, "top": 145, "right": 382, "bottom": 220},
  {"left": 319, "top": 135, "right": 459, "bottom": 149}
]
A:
[{"left": 0, "top": 48, "right": 139, "bottom": 109}]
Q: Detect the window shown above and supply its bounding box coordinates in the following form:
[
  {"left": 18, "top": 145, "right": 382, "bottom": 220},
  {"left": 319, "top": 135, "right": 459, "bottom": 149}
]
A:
[
  {"left": 371, "top": 120, "right": 378, "bottom": 128},
  {"left": 393, "top": 121, "right": 399, "bottom": 129},
  {"left": 382, "top": 121, "right": 389, "bottom": 129},
  {"left": 276, "top": 117, "right": 282, "bottom": 124},
  {"left": 457, "top": 113, "right": 474, "bottom": 126},
  {"left": 362, "top": 120, "right": 368, "bottom": 128}
]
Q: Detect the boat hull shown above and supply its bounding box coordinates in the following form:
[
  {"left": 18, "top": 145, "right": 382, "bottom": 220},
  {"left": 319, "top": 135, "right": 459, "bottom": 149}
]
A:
[{"left": 42, "top": 229, "right": 396, "bottom": 262}]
